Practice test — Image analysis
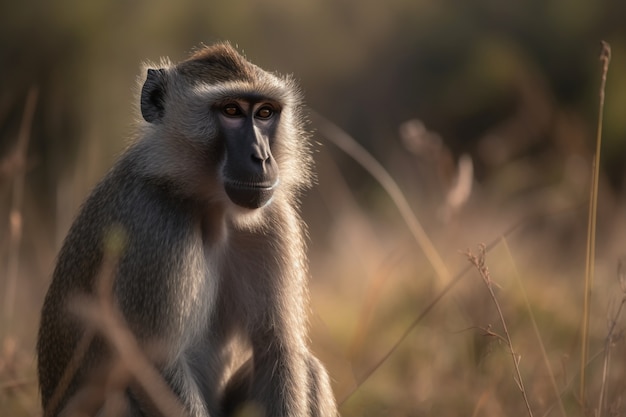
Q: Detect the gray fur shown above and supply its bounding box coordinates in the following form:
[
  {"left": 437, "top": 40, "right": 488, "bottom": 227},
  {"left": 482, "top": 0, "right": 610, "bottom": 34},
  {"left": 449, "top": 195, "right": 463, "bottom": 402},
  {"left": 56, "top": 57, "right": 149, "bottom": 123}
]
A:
[{"left": 37, "top": 43, "right": 337, "bottom": 417}]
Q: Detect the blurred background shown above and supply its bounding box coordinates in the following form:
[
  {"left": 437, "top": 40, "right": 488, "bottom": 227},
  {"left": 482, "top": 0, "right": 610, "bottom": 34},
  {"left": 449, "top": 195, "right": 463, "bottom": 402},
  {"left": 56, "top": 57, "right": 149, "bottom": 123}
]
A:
[{"left": 2, "top": 0, "right": 626, "bottom": 416}]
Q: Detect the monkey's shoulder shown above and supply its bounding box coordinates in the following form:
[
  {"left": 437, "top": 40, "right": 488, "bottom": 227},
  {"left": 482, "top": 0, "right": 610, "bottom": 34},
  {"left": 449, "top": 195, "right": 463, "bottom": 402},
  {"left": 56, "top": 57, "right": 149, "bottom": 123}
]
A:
[
  {"left": 88, "top": 157, "right": 197, "bottom": 226},
  {"left": 55, "top": 157, "right": 199, "bottom": 276}
]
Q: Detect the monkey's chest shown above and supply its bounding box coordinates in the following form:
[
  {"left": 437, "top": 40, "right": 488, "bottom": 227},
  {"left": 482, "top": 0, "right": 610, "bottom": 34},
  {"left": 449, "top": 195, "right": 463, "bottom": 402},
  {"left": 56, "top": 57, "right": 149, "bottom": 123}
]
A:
[{"left": 212, "top": 252, "right": 279, "bottom": 326}]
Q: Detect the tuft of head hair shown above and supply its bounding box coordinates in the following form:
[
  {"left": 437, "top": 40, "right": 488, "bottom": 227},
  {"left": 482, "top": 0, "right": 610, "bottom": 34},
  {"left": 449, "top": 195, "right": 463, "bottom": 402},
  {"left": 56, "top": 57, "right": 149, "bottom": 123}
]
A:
[{"left": 178, "top": 42, "right": 256, "bottom": 83}]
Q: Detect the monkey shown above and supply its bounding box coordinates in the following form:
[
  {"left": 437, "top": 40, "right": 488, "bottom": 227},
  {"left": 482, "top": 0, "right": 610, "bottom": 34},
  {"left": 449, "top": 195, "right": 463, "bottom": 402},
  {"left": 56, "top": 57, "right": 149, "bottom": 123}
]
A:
[{"left": 37, "top": 42, "right": 338, "bottom": 417}]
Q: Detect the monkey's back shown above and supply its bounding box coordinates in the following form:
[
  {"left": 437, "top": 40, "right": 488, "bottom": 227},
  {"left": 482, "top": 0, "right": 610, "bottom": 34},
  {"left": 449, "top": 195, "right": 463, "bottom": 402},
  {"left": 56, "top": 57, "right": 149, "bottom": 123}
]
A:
[{"left": 36, "top": 150, "right": 209, "bottom": 411}]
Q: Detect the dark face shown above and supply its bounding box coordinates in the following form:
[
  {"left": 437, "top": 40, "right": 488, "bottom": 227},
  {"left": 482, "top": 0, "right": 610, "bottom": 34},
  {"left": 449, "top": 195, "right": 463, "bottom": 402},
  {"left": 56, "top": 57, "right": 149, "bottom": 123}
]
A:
[
  {"left": 216, "top": 98, "right": 280, "bottom": 209},
  {"left": 140, "top": 67, "right": 285, "bottom": 210}
]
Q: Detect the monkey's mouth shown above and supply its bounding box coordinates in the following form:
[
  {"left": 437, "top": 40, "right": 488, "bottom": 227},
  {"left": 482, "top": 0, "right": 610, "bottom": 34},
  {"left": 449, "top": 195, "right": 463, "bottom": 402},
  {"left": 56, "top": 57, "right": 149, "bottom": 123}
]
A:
[{"left": 224, "top": 180, "right": 278, "bottom": 209}]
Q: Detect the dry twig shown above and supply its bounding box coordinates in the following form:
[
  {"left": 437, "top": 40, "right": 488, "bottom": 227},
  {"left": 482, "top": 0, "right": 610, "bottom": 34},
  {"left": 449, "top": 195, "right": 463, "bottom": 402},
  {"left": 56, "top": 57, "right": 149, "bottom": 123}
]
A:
[
  {"left": 466, "top": 244, "right": 534, "bottom": 417},
  {"left": 501, "top": 238, "right": 567, "bottom": 417},
  {"left": 596, "top": 258, "right": 626, "bottom": 417},
  {"left": 580, "top": 40, "right": 611, "bottom": 405},
  {"left": 311, "top": 111, "right": 451, "bottom": 287},
  {"left": 3, "top": 87, "right": 38, "bottom": 326}
]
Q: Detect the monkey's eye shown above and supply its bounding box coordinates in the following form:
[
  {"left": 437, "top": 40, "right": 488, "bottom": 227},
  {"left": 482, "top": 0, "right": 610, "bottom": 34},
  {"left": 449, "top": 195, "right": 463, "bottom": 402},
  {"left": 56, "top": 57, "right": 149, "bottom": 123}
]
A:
[
  {"left": 222, "top": 103, "right": 243, "bottom": 117},
  {"left": 255, "top": 106, "right": 274, "bottom": 120}
]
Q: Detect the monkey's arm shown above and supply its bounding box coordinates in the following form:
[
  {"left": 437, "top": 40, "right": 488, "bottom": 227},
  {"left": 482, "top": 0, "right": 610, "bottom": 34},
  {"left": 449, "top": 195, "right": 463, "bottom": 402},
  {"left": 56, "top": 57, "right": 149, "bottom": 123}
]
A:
[{"left": 236, "top": 205, "right": 337, "bottom": 417}]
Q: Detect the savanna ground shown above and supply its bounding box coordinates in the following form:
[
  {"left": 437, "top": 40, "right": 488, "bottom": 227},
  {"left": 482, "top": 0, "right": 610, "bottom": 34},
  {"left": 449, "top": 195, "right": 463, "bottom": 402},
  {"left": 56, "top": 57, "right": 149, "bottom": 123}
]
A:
[{"left": 2, "top": 2, "right": 626, "bottom": 417}]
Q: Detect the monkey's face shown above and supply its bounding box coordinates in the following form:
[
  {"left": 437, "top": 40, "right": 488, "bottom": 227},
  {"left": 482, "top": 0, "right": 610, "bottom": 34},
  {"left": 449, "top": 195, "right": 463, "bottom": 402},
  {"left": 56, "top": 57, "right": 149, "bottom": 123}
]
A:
[
  {"left": 215, "top": 98, "right": 280, "bottom": 209},
  {"left": 140, "top": 70, "right": 284, "bottom": 209},
  {"left": 139, "top": 45, "right": 310, "bottom": 209}
]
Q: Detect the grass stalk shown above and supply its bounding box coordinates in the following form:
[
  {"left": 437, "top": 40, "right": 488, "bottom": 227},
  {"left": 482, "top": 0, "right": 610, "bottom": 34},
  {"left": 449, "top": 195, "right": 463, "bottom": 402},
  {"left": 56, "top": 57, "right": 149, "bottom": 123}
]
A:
[
  {"left": 311, "top": 111, "right": 451, "bottom": 287},
  {"left": 466, "top": 244, "right": 534, "bottom": 417},
  {"left": 3, "top": 87, "right": 38, "bottom": 327},
  {"left": 501, "top": 238, "right": 567, "bottom": 417},
  {"left": 580, "top": 41, "right": 611, "bottom": 405},
  {"left": 596, "top": 295, "right": 625, "bottom": 417}
]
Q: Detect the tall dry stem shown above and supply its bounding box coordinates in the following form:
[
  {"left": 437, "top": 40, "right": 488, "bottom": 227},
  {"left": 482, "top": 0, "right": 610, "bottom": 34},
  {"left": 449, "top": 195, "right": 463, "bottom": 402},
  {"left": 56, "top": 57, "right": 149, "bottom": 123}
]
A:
[
  {"left": 311, "top": 111, "right": 451, "bottom": 287},
  {"left": 596, "top": 259, "right": 626, "bottom": 417},
  {"left": 3, "top": 87, "right": 38, "bottom": 327},
  {"left": 466, "top": 244, "right": 534, "bottom": 417},
  {"left": 501, "top": 238, "right": 567, "bottom": 417},
  {"left": 580, "top": 40, "right": 611, "bottom": 405}
]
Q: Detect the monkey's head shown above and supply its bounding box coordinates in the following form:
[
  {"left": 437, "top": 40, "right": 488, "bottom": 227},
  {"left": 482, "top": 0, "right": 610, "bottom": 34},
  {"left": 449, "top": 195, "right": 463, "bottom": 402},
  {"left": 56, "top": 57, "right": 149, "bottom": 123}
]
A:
[{"left": 137, "top": 43, "right": 312, "bottom": 210}]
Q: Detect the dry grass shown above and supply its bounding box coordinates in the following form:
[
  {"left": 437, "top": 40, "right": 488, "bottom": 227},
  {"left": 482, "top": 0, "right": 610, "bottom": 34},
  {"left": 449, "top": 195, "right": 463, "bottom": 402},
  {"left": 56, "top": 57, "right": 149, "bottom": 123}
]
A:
[
  {"left": 580, "top": 41, "right": 612, "bottom": 407},
  {"left": 465, "top": 243, "right": 534, "bottom": 417}
]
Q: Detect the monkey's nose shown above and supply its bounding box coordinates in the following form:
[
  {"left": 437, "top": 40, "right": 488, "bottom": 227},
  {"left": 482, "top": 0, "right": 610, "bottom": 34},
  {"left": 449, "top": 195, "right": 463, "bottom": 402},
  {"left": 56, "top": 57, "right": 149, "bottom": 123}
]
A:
[
  {"left": 251, "top": 144, "right": 271, "bottom": 164},
  {"left": 251, "top": 153, "right": 273, "bottom": 177}
]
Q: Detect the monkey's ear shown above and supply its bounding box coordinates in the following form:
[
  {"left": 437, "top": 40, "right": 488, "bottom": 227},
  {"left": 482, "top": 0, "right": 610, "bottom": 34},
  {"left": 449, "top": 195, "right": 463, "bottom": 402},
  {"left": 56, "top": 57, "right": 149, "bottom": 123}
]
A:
[{"left": 141, "top": 68, "right": 168, "bottom": 124}]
